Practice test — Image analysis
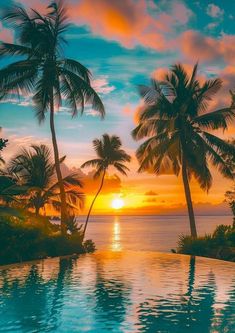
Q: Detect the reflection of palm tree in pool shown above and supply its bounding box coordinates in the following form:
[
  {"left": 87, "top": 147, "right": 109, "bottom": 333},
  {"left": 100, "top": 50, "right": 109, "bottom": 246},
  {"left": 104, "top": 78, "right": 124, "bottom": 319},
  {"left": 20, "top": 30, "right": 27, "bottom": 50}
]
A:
[
  {"left": 136, "top": 256, "right": 217, "bottom": 333},
  {"left": 93, "top": 257, "right": 131, "bottom": 329},
  {"left": 0, "top": 258, "right": 74, "bottom": 332},
  {"left": 48, "top": 258, "right": 74, "bottom": 330},
  {"left": 0, "top": 266, "right": 50, "bottom": 332},
  {"left": 216, "top": 283, "right": 235, "bottom": 333}
]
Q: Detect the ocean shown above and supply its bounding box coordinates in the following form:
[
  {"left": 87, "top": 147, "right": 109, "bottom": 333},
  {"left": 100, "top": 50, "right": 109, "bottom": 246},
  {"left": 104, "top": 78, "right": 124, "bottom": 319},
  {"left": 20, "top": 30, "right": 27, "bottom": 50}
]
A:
[{"left": 77, "top": 215, "right": 233, "bottom": 252}]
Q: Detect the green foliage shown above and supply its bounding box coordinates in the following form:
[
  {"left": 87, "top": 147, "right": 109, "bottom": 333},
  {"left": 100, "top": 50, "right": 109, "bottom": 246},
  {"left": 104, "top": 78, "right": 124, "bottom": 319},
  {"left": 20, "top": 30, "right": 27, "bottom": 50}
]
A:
[
  {"left": 65, "top": 215, "right": 83, "bottom": 235},
  {"left": 0, "top": 175, "right": 26, "bottom": 204},
  {"left": 0, "top": 138, "right": 8, "bottom": 152},
  {"left": 225, "top": 187, "right": 235, "bottom": 227},
  {"left": 83, "top": 239, "right": 96, "bottom": 253},
  {"left": 0, "top": 138, "right": 8, "bottom": 164},
  {"left": 81, "top": 134, "right": 131, "bottom": 178},
  {"left": 178, "top": 224, "right": 235, "bottom": 261},
  {"left": 0, "top": 216, "right": 95, "bottom": 265},
  {"left": 8, "top": 144, "right": 84, "bottom": 215}
]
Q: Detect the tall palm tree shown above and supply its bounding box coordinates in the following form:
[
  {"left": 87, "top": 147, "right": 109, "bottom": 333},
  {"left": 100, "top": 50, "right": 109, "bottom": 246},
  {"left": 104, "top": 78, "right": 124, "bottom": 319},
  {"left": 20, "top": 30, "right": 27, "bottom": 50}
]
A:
[
  {"left": 81, "top": 134, "right": 131, "bottom": 238},
  {"left": 132, "top": 63, "right": 235, "bottom": 238},
  {"left": 9, "top": 144, "right": 84, "bottom": 217},
  {"left": 0, "top": 1, "right": 104, "bottom": 233}
]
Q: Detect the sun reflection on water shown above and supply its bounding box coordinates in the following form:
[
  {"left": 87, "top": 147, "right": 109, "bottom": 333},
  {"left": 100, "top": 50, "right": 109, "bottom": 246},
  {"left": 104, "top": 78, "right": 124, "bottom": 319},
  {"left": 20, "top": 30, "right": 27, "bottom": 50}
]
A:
[{"left": 111, "top": 216, "right": 122, "bottom": 251}]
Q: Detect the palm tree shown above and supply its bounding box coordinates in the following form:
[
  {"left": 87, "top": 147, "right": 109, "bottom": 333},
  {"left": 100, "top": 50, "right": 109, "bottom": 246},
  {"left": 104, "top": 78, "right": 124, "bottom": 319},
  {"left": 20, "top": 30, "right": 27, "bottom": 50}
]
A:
[
  {"left": 132, "top": 63, "right": 235, "bottom": 238},
  {"left": 0, "top": 1, "right": 104, "bottom": 233},
  {"left": 81, "top": 134, "right": 131, "bottom": 238},
  {"left": 9, "top": 144, "right": 84, "bottom": 217}
]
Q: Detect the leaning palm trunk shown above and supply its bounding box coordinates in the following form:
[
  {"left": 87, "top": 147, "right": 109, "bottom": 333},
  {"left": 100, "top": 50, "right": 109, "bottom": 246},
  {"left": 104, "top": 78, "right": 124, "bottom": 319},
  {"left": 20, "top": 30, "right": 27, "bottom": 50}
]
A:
[
  {"left": 82, "top": 170, "right": 106, "bottom": 240},
  {"left": 49, "top": 95, "right": 67, "bottom": 235},
  {"left": 182, "top": 156, "right": 197, "bottom": 238},
  {"left": 35, "top": 206, "right": 40, "bottom": 217}
]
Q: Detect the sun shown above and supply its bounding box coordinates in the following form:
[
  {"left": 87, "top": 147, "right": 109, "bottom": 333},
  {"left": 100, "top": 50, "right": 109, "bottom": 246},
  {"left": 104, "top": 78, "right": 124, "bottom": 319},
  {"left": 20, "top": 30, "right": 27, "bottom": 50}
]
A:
[{"left": 111, "top": 198, "right": 124, "bottom": 210}]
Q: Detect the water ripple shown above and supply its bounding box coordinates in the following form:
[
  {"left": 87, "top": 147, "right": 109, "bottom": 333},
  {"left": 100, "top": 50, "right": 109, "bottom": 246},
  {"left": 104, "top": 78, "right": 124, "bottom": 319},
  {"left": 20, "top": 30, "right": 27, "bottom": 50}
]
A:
[{"left": 0, "top": 251, "right": 234, "bottom": 332}]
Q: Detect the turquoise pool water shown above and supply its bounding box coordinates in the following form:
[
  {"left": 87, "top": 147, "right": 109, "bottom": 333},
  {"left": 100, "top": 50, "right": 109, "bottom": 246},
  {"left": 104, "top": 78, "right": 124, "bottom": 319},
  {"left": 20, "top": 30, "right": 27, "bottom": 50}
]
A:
[{"left": 0, "top": 251, "right": 234, "bottom": 332}]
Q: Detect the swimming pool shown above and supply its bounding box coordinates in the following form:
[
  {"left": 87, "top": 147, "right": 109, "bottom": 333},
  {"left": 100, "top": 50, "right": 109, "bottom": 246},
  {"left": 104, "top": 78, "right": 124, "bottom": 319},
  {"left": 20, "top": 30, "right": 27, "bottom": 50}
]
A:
[{"left": 0, "top": 251, "right": 234, "bottom": 332}]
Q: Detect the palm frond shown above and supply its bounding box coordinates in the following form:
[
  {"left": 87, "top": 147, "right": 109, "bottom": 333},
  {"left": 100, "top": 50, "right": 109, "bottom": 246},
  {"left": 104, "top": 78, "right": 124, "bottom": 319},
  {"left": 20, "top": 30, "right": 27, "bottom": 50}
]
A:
[
  {"left": 138, "top": 83, "right": 161, "bottom": 104},
  {"left": 60, "top": 67, "right": 105, "bottom": 117},
  {"left": 202, "top": 131, "right": 235, "bottom": 157},
  {"left": 0, "top": 60, "right": 38, "bottom": 96},
  {"left": 193, "top": 108, "right": 235, "bottom": 131},
  {"left": 81, "top": 159, "right": 103, "bottom": 169},
  {"left": 0, "top": 43, "right": 34, "bottom": 57},
  {"left": 62, "top": 59, "right": 91, "bottom": 83},
  {"left": 113, "top": 162, "right": 130, "bottom": 175}
]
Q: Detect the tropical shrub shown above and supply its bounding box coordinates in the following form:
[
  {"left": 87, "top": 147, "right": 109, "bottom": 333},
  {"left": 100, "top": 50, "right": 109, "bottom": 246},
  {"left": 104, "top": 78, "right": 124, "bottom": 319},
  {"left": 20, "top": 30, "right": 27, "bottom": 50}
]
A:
[
  {"left": 83, "top": 239, "right": 96, "bottom": 253},
  {"left": 0, "top": 216, "right": 95, "bottom": 265},
  {"left": 177, "top": 224, "right": 235, "bottom": 261}
]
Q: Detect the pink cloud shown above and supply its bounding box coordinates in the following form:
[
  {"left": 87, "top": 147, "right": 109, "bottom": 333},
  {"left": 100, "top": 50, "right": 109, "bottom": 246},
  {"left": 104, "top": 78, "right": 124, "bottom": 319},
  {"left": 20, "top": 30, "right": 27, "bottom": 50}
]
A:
[
  {"left": 171, "top": 2, "right": 193, "bottom": 25},
  {"left": 91, "top": 76, "right": 115, "bottom": 94},
  {"left": 68, "top": 0, "right": 168, "bottom": 50},
  {"left": 206, "top": 4, "right": 224, "bottom": 18},
  {"left": 67, "top": 0, "right": 192, "bottom": 51},
  {"left": 179, "top": 30, "right": 235, "bottom": 64},
  {"left": 7, "top": 0, "right": 193, "bottom": 51}
]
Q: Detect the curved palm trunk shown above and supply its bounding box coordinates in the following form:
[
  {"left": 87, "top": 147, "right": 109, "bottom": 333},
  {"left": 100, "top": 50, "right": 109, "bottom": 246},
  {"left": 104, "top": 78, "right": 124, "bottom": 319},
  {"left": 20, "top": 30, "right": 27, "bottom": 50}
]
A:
[
  {"left": 35, "top": 206, "right": 40, "bottom": 217},
  {"left": 182, "top": 157, "right": 197, "bottom": 238},
  {"left": 49, "top": 96, "right": 67, "bottom": 235},
  {"left": 82, "top": 170, "right": 105, "bottom": 240}
]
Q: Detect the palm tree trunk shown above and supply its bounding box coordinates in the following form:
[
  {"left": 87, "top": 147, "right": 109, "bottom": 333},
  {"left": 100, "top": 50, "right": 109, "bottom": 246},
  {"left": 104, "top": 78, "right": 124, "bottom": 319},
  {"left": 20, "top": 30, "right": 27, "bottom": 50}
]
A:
[
  {"left": 49, "top": 94, "right": 67, "bottom": 235},
  {"left": 82, "top": 170, "right": 105, "bottom": 240},
  {"left": 35, "top": 206, "right": 40, "bottom": 217},
  {"left": 182, "top": 156, "right": 197, "bottom": 238}
]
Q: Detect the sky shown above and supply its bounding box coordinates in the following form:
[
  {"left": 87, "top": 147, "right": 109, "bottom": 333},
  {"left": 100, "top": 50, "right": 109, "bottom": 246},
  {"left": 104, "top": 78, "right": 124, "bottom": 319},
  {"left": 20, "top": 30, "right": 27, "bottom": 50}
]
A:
[{"left": 0, "top": 0, "right": 235, "bottom": 215}]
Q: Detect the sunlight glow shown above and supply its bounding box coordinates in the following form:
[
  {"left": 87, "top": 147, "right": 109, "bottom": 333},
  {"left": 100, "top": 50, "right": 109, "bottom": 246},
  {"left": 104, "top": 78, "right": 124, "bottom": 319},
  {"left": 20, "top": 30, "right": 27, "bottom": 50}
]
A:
[{"left": 111, "top": 198, "right": 124, "bottom": 210}]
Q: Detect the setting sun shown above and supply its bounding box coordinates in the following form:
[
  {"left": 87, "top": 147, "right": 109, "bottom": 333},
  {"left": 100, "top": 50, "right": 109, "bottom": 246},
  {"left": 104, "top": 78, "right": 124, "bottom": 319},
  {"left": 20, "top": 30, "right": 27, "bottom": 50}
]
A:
[{"left": 111, "top": 198, "right": 124, "bottom": 210}]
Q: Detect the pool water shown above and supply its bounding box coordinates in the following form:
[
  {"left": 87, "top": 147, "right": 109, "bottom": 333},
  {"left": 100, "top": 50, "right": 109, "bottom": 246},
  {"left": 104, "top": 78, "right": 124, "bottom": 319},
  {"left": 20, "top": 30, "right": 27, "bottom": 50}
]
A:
[{"left": 0, "top": 251, "right": 234, "bottom": 332}]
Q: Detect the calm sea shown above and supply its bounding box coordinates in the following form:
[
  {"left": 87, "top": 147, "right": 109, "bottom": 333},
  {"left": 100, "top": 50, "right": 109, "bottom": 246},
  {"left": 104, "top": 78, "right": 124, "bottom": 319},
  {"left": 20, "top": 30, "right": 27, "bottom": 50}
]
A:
[{"left": 77, "top": 215, "right": 233, "bottom": 252}]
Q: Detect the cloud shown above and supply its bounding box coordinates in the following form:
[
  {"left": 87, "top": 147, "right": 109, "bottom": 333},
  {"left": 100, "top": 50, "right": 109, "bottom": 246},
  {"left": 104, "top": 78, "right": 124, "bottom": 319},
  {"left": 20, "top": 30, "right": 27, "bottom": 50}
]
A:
[
  {"left": 0, "top": 97, "right": 32, "bottom": 107},
  {"left": 68, "top": 0, "right": 167, "bottom": 50},
  {"left": 0, "top": 132, "right": 50, "bottom": 162},
  {"left": 61, "top": 165, "right": 122, "bottom": 195},
  {"left": 206, "top": 22, "right": 219, "bottom": 31},
  {"left": 92, "top": 76, "right": 115, "bottom": 94},
  {"left": 179, "top": 30, "right": 235, "bottom": 65},
  {"left": 71, "top": 0, "right": 193, "bottom": 50},
  {"left": 9, "top": 0, "right": 193, "bottom": 52},
  {"left": 170, "top": 2, "right": 193, "bottom": 25},
  {"left": 206, "top": 4, "right": 224, "bottom": 18},
  {"left": 145, "top": 190, "right": 158, "bottom": 196}
]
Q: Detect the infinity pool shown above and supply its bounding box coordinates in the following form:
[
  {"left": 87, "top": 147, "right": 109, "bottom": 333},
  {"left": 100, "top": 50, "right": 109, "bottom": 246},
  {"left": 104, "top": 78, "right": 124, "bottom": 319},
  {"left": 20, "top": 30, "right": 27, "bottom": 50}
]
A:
[{"left": 0, "top": 251, "right": 234, "bottom": 332}]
